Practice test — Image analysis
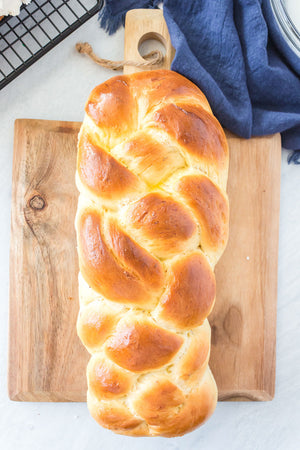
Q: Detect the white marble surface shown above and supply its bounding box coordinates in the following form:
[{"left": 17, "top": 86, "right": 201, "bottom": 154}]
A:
[{"left": 0, "top": 14, "right": 300, "bottom": 450}]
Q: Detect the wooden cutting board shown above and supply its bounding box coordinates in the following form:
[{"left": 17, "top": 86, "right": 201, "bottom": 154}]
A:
[{"left": 8, "top": 10, "right": 281, "bottom": 402}]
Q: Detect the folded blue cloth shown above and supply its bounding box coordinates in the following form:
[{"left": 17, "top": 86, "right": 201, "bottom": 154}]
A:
[{"left": 99, "top": 0, "right": 300, "bottom": 162}]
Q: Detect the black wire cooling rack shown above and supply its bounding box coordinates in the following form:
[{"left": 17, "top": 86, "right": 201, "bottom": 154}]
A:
[{"left": 0, "top": 0, "right": 103, "bottom": 90}]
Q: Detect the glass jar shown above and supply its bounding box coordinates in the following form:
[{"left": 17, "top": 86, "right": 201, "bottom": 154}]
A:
[{"left": 270, "top": 0, "right": 300, "bottom": 57}]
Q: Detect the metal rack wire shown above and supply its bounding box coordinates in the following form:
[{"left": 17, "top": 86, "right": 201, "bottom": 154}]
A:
[{"left": 0, "top": 0, "right": 103, "bottom": 90}]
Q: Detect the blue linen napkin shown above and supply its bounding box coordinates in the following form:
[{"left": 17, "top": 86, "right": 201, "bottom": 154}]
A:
[{"left": 99, "top": 0, "right": 300, "bottom": 162}]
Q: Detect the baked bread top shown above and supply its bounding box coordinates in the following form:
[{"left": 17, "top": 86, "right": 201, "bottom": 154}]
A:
[{"left": 76, "top": 70, "right": 229, "bottom": 437}]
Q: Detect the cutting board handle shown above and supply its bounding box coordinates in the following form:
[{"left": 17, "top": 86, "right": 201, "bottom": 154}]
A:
[{"left": 124, "top": 9, "right": 175, "bottom": 74}]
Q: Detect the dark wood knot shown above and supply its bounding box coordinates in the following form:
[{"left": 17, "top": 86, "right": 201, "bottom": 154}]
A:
[
  {"left": 211, "top": 324, "right": 219, "bottom": 346},
  {"left": 223, "top": 306, "right": 243, "bottom": 345},
  {"left": 29, "top": 195, "right": 45, "bottom": 210}
]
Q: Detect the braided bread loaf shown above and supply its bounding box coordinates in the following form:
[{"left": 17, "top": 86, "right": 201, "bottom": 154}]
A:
[{"left": 75, "top": 70, "right": 229, "bottom": 437}]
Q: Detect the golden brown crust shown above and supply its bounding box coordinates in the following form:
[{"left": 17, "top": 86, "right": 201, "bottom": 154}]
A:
[
  {"left": 111, "top": 132, "right": 185, "bottom": 185},
  {"left": 105, "top": 317, "right": 183, "bottom": 372},
  {"left": 125, "top": 192, "right": 199, "bottom": 258},
  {"left": 77, "top": 133, "right": 140, "bottom": 201},
  {"left": 129, "top": 70, "right": 212, "bottom": 114},
  {"left": 76, "top": 301, "right": 119, "bottom": 351},
  {"left": 132, "top": 370, "right": 217, "bottom": 437},
  {"left": 155, "top": 252, "right": 216, "bottom": 329},
  {"left": 77, "top": 209, "right": 164, "bottom": 307},
  {"left": 177, "top": 174, "right": 229, "bottom": 261},
  {"left": 76, "top": 69, "right": 229, "bottom": 437},
  {"left": 177, "top": 320, "right": 211, "bottom": 382},
  {"left": 85, "top": 76, "right": 137, "bottom": 145},
  {"left": 88, "top": 392, "right": 145, "bottom": 433},
  {"left": 88, "top": 355, "right": 135, "bottom": 400},
  {"left": 147, "top": 103, "right": 228, "bottom": 175},
  {"left": 106, "top": 219, "right": 164, "bottom": 291}
]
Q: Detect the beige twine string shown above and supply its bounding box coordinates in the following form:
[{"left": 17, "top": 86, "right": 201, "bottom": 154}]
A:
[{"left": 76, "top": 42, "right": 164, "bottom": 71}]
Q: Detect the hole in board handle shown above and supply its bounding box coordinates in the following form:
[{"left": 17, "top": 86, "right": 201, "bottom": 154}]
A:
[{"left": 138, "top": 32, "right": 167, "bottom": 61}]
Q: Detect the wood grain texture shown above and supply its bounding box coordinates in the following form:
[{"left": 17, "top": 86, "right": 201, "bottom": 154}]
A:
[
  {"left": 8, "top": 120, "right": 281, "bottom": 402},
  {"left": 212, "top": 132, "right": 281, "bottom": 401},
  {"left": 9, "top": 119, "right": 89, "bottom": 401}
]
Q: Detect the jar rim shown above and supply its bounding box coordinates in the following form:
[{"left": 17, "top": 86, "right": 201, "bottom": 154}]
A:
[{"left": 270, "top": 0, "right": 300, "bottom": 57}]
